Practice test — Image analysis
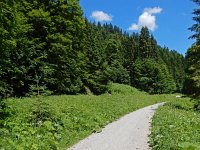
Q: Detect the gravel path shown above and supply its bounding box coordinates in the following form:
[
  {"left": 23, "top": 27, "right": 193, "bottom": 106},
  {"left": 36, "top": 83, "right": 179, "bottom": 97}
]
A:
[{"left": 68, "top": 102, "right": 165, "bottom": 150}]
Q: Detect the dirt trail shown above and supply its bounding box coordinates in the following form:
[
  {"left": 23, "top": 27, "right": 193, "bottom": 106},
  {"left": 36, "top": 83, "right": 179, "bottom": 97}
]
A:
[{"left": 68, "top": 102, "right": 165, "bottom": 150}]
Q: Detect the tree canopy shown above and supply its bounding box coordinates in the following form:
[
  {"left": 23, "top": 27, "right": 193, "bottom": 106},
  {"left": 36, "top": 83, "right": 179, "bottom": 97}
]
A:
[{"left": 0, "top": 0, "right": 186, "bottom": 97}]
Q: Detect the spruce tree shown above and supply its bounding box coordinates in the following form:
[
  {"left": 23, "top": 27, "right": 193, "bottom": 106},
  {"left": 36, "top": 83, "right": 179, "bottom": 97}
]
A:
[
  {"left": 0, "top": 0, "right": 31, "bottom": 97},
  {"left": 22, "top": 0, "right": 86, "bottom": 95},
  {"left": 0, "top": 0, "right": 15, "bottom": 97},
  {"left": 82, "top": 20, "right": 109, "bottom": 94},
  {"left": 184, "top": 45, "right": 200, "bottom": 96},
  {"left": 189, "top": 0, "right": 200, "bottom": 44},
  {"left": 184, "top": 0, "right": 200, "bottom": 109},
  {"left": 46, "top": 0, "right": 85, "bottom": 94},
  {"left": 139, "top": 27, "right": 151, "bottom": 59},
  {"left": 105, "top": 34, "right": 130, "bottom": 84}
]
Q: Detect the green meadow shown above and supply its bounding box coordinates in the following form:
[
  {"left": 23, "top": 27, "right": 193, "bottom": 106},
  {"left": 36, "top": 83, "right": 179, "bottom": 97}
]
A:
[
  {"left": 151, "top": 98, "right": 200, "bottom": 150},
  {"left": 0, "top": 83, "right": 174, "bottom": 149}
]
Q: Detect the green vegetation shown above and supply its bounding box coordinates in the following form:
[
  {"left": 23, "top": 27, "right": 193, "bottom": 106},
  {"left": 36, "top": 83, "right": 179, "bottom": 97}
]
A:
[
  {"left": 1, "top": 83, "right": 174, "bottom": 149},
  {"left": 184, "top": 44, "right": 200, "bottom": 110},
  {"left": 184, "top": 0, "right": 200, "bottom": 109},
  {"left": 150, "top": 98, "right": 200, "bottom": 150},
  {"left": 188, "top": 0, "right": 200, "bottom": 44},
  {"left": 0, "top": 0, "right": 185, "bottom": 98},
  {"left": 108, "top": 83, "right": 147, "bottom": 95},
  {"left": 1, "top": 0, "right": 199, "bottom": 149}
]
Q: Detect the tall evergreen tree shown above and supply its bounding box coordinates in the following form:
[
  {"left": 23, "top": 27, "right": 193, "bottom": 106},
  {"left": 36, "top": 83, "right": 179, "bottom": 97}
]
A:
[
  {"left": 82, "top": 20, "right": 109, "bottom": 94},
  {"left": 105, "top": 34, "right": 130, "bottom": 84},
  {"left": 184, "top": 46, "right": 200, "bottom": 110},
  {"left": 46, "top": 0, "right": 85, "bottom": 94},
  {"left": 22, "top": 1, "right": 53, "bottom": 96},
  {"left": 139, "top": 27, "right": 151, "bottom": 59},
  {"left": 189, "top": 0, "right": 200, "bottom": 44},
  {"left": 0, "top": 0, "right": 16, "bottom": 97},
  {"left": 0, "top": 0, "right": 32, "bottom": 97},
  {"left": 22, "top": 0, "right": 86, "bottom": 95},
  {"left": 184, "top": 45, "right": 200, "bottom": 97},
  {"left": 150, "top": 35, "right": 159, "bottom": 60},
  {"left": 184, "top": 0, "right": 200, "bottom": 109}
]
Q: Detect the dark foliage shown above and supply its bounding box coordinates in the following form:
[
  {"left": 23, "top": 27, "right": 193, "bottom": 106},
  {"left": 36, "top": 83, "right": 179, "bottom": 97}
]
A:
[
  {"left": 184, "top": 0, "right": 200, "bottom": 110},
  {"left": 0, "top": 0, "right": 185, "bottom": 97}
]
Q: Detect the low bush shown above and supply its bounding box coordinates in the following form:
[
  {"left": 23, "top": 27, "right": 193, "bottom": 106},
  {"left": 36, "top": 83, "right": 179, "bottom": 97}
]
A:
[{"left": 108, "top": 83, "right": 146, "bottom": 95}]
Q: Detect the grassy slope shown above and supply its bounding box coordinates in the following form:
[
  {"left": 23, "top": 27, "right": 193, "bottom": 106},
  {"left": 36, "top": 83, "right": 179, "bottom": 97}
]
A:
[
  {"left": 1, "top": 83, "right": 176, "bottom": 150},
  {"left": 150, "top": 98, "right": 200, "bottom": 150}
]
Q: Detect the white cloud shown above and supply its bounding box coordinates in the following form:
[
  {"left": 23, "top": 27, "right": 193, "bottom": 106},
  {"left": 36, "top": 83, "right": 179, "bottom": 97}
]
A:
[
  {"left": 128, "top": 7, "right": 162, "bottom": 31},
  {"left": 144, "top": 7, "right": 162, "bottom": 14},
  {"left": 91, "top": 11, "right": 113, "bottom": 22},
  {"left": 128, "top": 24, "right": 139, "bottom": 30}
]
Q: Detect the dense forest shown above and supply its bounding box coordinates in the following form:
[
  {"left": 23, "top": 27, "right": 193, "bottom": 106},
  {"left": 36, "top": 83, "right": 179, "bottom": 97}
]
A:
[{"left": 0, "top": 0, "right": 186, "bottom": 98}]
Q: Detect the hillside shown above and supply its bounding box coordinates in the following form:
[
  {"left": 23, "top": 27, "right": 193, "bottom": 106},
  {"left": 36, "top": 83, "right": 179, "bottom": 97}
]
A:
[{"left": 0, "top": 0, "right": 185, "bottom": 98}]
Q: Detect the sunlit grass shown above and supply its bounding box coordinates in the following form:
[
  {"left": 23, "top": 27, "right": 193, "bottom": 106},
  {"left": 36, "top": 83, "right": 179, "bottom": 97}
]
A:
[
  {"left": 1, "top": 83, "right": 178, "bottom": 149},
  {"left": 151, "top": 98, "right": 200, "bottom": 150}
]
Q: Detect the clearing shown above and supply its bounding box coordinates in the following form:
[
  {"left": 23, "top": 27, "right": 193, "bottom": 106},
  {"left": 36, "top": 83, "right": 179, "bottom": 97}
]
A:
[{"left": 0, "top": 84, "right": 175, "bottom": 149}]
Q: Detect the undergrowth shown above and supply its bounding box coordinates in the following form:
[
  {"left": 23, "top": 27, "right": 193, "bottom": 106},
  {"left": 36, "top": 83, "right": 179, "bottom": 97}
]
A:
[{"left": 150, "top": 98, "right": 200, "bottom": 150}]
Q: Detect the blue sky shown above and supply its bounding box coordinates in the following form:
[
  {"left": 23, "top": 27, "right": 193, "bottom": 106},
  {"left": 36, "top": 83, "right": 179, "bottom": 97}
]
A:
[{"left": 80, "top": 0, "right": 196, "bottom": 55}]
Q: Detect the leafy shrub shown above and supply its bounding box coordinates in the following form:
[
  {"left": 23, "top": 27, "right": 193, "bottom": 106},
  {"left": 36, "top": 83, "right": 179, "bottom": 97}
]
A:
[
  {"left": 194, "top": 98, "right": 200, "bottom": 111},
  {"left": 108, "top": 83, "right": 146, "bottom": 95},
  {"left": 29, "top": 98, "right": 55, "bottom": 124},
  {"left": 0, "top": 98, "right": 10, "bottom": 127}
]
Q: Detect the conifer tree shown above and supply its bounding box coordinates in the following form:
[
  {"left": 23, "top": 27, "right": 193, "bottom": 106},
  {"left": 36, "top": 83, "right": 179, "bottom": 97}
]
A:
[
  {"left": 82, "top": 20, "right": 109, "bottom": 94},
  {"left": 46, "top": 0, "right": 85, "bottom": 94},
  {"left": 139, "top": 27, "right": 151, "bottom": 59},
  {"left": 184, "top": 45, "right": 200, "bottom": 111},
  {"left": 22, "top": 0, "right": 86, "bottom": 95},
  {"left": 132, "top": 59, "right": 176, "bottom": 94},
  {"left": 184, "top": 0, "right": 200, "bottom": 109},
  {"left": 0, "top": 0, "right": 16, "bottom": 97},
  {"left": 0, "top": 0, "right": 31, "bottom": 97},
  {"left": 189, "top": 0, "right": 200, "bottom": 44},
  {"left": 105, "top": 34, "right": 130, "bottom": 84}
]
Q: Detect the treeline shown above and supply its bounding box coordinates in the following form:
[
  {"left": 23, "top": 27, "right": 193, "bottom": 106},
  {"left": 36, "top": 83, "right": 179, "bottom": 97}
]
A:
[
  {"left": 0, "top": 0, "right": 185, "bottom": 98},
  {"left": 84, "top": 21, "right": 185, "bottom": 94}
]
